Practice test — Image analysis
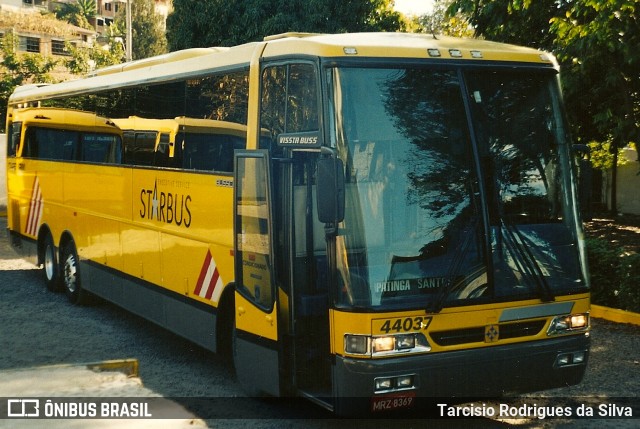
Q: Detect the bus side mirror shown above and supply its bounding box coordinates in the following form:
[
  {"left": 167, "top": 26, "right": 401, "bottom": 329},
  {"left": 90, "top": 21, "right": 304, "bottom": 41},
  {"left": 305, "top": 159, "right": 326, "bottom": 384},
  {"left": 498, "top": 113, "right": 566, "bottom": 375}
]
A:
[{"left": 316, "top": 157, "right": 345, "bottom": 224}]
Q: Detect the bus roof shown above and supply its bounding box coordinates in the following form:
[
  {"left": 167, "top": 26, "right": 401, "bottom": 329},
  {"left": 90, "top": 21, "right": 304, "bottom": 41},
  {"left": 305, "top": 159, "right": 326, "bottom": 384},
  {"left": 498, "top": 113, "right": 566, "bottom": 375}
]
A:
[
  {"left": 112, "top": 116, "right": 251, "bottom": 137},
  {"left": 9, "top": 32, "right": 557, "bottom": 105},
  {"left": 11, "top": 107, "right": 121, "bottom": 134},
  {"left": 261, "top": 32, "right": 556, "bottom": 65}
]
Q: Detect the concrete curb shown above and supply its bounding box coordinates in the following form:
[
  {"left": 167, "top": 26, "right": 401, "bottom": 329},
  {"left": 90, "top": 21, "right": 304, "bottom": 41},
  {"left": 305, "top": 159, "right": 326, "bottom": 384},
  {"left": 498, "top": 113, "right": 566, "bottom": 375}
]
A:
[{"left": 591, "top": 304, "right": 640, "bottom": 326}]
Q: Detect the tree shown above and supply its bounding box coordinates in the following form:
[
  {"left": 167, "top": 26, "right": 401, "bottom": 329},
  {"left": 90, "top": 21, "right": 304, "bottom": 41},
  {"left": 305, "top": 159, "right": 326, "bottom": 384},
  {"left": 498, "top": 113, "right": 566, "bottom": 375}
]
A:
[
  {"left": 448, "top": 0, "right": 639, "bottom": 215},
  {"left": 448, "top": 0, "right": 566, "bottom": 50},
  {"left": 114, "top": 0, "right": 168, "bottom": 60},
  {"left": 65, "top": 38, "right": 125, "bottom": 75},
  {"left": 1, "top": 33, "right": 58, "bottom": 131},
  {"left": 166, "top": 0, "right": 406, "bottom": 50},
  {"left": 550, "top": 0, "right": 639, "bottom": 214},
  {"left": 54, "top": 0, "right": 97, "bottom": 30},
  {"left": 419, "top": 0, "right": 473, "bottom": 37}
]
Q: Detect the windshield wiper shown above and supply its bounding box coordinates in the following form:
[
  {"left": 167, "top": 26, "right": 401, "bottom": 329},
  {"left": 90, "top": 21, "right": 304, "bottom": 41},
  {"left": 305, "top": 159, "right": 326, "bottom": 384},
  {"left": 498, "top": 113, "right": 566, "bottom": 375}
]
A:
[{"left": 500, "top": 217, "right": 555, "bottom": 302}]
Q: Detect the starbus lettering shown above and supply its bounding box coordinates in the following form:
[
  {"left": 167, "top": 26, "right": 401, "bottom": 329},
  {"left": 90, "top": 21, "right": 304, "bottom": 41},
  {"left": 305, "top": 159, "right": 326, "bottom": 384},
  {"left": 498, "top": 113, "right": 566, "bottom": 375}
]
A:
[{"left": 140, "top": 179, "right": 192, "bottom": 227}]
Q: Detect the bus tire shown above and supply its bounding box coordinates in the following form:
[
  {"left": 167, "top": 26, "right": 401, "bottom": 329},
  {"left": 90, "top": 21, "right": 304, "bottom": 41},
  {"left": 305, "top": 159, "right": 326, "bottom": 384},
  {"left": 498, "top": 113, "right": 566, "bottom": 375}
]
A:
[
  {"left": 61, "top": 240, "right": 89, "bottom": 305},
  {"left": 42, "top": 233, "right": 62, "bottom": 292}
]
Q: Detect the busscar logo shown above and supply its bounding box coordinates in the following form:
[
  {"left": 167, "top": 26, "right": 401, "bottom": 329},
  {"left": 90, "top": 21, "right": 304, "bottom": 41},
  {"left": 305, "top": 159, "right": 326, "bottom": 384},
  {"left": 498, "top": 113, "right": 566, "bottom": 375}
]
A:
[
  {"left": 140, "top": 179, "right": 192, "bottom": 227},
  {"left": 7, "top": 399, "right": 40, "bottom": 417}
]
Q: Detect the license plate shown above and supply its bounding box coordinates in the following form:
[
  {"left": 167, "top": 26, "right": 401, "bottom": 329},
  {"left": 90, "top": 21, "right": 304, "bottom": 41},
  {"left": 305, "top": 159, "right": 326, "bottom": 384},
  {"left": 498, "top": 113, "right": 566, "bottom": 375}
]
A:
[{"left": 371, "top": 392, "right": 416, "bottom": 412}]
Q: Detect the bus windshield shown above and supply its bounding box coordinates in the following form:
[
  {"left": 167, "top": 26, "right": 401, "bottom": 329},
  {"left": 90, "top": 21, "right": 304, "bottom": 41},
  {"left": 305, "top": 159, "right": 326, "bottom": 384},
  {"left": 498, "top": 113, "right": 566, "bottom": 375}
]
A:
[{"left": 329, "top": 66, "right": 587, "bottom": 310}]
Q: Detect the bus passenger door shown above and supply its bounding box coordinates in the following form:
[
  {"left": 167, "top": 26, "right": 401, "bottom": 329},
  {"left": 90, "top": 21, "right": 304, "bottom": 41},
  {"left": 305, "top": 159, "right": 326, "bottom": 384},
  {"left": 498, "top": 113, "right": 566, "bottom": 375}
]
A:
[{"left": 233, "top": 150, "right": 281, "bottom": 397}]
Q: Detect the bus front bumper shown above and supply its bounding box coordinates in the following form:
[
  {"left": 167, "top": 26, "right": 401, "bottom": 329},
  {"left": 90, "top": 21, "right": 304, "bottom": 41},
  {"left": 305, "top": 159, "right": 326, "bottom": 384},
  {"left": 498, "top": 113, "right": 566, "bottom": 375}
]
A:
[{"left": 332, "top": 334, "right": 589, "bottom": 414}]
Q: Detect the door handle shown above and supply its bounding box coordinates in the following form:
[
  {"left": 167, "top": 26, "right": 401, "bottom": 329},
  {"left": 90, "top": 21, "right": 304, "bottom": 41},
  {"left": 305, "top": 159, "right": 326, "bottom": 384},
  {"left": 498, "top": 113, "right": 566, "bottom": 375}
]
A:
[{"left": 237, "top": 306, "right": 246, "bottom": 316}]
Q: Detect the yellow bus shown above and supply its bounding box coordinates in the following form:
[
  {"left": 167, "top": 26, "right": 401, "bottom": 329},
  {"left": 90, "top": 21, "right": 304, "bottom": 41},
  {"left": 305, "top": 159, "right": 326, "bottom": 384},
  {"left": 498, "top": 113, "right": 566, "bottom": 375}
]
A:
[
  {"left": 111, "top": 115, "right": 256, "bottom": 171},
  {"left": 6, "top": 32, "right": 590, "bottom": 415}
]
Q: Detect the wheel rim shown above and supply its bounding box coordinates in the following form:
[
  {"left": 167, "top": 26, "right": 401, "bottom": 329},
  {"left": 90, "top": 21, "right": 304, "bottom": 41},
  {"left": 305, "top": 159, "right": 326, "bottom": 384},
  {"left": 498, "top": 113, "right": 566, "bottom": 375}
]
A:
[
  {"left": 64, "top": 253, "right": 78, "bottom": 294},
  {"left": 44, "top": 244, "right": 56, "bottom": 281}
]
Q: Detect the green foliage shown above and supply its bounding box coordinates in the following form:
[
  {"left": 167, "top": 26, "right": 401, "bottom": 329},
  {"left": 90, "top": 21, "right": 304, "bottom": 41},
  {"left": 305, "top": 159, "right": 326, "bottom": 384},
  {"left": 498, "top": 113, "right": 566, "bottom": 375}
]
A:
[
  {"left": 1, "top": 33, "right": 57, "bottom": 131},
  {"left": 113, "top": 0, "right": 167, "bottom": 60},
  {"left": 586, "top": 237, "right": 640, "bottom": 313},
  {"left": 449, "top": 0, "right": 562, "bottom": 49},
  {"left": 64, "top": 40, "right": 125, "bottom": 74},
  {"left": 447, "top": 0, "right": 639, "bottom": 187},
  {"left": 419, "top": 0, "right": 473, "bottom": 37},
  {"left": 550, "top": 0, "right": 639, "bottom": 149},
  {"left": 166, "top": 0, "right": 405, "bottom": 50},
  {"left": 54, "top": 0, "right": 96, "bottom": 30},
  {"left": 618, "top": 253, "right": 640, "bottom": 313},
  {"left": 586, "top": 237, "right": 622, "bottom": 307},
  {"left": 587, "top": 139, "right": 630, "bottom": 171}
]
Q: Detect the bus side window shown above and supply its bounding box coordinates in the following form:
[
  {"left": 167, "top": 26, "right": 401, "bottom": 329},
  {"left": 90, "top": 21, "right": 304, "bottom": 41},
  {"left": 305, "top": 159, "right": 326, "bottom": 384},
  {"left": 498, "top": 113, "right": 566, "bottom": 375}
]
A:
[
  {"left": 23, "top": 127, "right": 80, "bottom": 161},
  {"left": 124, "top": 132, "right": 156, "bottom": 166},
  {"left": 154, "top": 133, "right": 171, "bottom": 167},
  {"left": 23, "top": 127, "right": 38, "bottom": 158},
  {"left": 182, "top": 139, "right": 202, "bottom": 170},
  {"left": 62, "top": 136, "right": 78, "bottom": 160},
  {"left": 220, "top": 136, "right": 246, "bottom": 172},
  {"left": 122, "top": 131, "right": 136, "bottom": 164},
  {"left": 7, "top": 121, "right": 21, "bottom": 157},
  {"left": 80, "top": 133, "right": 122, "bottom": 164},
  {"left": 36, "top": 129, "right": 59, "bottom": 160},
  {"left": 260, "top": 62, "right": 319, "bottom": 153}
]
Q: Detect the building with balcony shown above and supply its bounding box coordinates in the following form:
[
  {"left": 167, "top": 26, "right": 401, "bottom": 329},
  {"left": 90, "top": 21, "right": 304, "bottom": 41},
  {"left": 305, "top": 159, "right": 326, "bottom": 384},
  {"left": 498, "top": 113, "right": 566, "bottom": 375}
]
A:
[{"left": 0, "top": 5, "right": 95, "bottom": 57}]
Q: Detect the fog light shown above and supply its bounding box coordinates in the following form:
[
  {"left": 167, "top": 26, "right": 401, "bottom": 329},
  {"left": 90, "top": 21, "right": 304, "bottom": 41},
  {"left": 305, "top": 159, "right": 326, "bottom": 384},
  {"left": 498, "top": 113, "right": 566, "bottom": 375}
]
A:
[
  {"left": 556, "top": 353, "right": 571, "bottom": 366},
  {"left": 573, "top": 351, "right": 586, "bottom": 364},
  {"left": 396, "top": 375, "right": 414, "bottom": 388},
  {"left": 375, "top": 377, "right": 393, "bottom": 391}
]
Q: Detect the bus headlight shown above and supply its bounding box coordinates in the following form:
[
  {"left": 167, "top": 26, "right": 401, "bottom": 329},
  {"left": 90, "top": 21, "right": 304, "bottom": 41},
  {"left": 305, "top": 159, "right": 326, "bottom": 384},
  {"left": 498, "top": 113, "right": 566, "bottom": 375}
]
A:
[
  {"left": 547, "top": 313, "right": 589, "bottom": 336},
  {"left": 344, "top": 333, "right": 431, "bottom": 356},
  {"left": 345, "top": 335, "right": 369, "bottom": 354},
  {"left": 372, "top": 336, "right": 395, "bottom": 353}
]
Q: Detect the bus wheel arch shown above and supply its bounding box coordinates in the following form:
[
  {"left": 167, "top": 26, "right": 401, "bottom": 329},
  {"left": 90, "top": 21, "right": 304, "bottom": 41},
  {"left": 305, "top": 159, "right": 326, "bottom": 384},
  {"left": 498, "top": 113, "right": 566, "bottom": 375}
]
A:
[
  {"left": 216, "top": 283, "right": 235, "bottom": 361},
  {"left": 37, "top": 226, "right": 61, "bottom": 292}
]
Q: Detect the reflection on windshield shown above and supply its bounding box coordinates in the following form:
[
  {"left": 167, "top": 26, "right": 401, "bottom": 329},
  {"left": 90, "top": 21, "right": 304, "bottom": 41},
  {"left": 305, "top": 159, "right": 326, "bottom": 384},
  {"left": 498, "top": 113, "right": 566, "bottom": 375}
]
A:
[{"left": 329, "top": 66, "right": 586, "bottom": 310}]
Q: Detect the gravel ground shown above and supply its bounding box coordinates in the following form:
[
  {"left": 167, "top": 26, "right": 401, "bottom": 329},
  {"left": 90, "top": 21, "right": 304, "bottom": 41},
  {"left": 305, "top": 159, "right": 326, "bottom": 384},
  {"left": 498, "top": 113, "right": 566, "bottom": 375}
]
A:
[{"left": 0, "top": 215, "right": 638, "bottom": 428}]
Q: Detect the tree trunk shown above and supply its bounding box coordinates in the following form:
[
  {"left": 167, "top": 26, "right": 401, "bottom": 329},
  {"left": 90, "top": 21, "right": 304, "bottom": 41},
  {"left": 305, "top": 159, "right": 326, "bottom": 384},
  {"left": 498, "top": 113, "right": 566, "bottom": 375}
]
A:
[{"left": 610, "top": 145, "right": 618, "bottom": 216}]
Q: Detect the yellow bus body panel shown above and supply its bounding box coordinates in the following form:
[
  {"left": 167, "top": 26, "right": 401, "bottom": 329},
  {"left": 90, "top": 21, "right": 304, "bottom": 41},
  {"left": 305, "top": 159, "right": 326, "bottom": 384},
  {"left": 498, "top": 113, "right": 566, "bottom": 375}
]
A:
[
  {"left": 331, "top": 294, "right": 590, "bottom": 357},
  {"left": 235, "top": 293, "right": 279, "bottom": 341}
]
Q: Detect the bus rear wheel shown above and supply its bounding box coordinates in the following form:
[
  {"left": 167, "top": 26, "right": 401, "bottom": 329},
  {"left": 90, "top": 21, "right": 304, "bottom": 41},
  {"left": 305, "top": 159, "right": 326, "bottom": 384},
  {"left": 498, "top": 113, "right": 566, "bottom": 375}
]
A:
[
  {"left": 62, "top": 240, "right": 89, "bottom": 305},
  {"left": 42, "top": 233, "right": 61, "bottom": 292}
]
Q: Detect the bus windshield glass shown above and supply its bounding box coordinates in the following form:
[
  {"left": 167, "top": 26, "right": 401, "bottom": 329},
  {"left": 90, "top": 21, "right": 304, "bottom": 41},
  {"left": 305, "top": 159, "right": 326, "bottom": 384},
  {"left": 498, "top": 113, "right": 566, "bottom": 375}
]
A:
[{"left": 329, "top": 66, "right": 587, "bottom": 310}]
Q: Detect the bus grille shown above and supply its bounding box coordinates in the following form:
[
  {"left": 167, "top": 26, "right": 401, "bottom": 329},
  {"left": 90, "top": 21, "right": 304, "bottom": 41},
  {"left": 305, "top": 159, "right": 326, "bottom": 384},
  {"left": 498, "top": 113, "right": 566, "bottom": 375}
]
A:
[{"left": 430, "top": 320, "right": 547, "bottom": 346}]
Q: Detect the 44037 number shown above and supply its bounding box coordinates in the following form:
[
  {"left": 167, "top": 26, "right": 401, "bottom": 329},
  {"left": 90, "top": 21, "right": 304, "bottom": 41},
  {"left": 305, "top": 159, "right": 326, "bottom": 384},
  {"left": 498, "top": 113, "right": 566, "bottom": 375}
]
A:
[{"left": 373, "top": 316, "right": 433, "bottom": 334}]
